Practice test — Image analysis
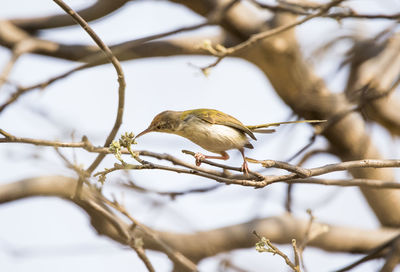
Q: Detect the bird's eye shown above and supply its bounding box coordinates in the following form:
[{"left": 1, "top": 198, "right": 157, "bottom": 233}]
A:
[{"left": 156, "top": 125, "right": 162, "bottom": 129}]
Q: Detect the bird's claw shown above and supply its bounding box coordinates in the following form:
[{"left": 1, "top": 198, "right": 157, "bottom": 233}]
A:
[
  {"left": 241, "top": 161, "right": 249, "bottom": 175},
  {"left": 194, "top": 153, "right": 206, "bottom": 166}
]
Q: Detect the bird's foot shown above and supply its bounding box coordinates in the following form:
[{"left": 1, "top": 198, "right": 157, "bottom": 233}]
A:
[
  {"left": 194, "top": 152, "right": 206, "bottom": 166},
  {"left": 241, "top": 160, "right": 249, "bottom": 175}
]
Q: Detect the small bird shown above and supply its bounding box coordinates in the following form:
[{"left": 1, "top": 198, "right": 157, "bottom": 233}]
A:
[
  {"left": 136, "top": 109, "right": 257, "bottom": 173},
  {"left": 135, "top": 108, "right": 324, "bottom": 174}
]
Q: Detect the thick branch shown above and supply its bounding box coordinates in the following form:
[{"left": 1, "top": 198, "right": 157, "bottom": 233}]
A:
[
  {"left": 1, "top": 176, "right": 399, "bottom": 263},
  {"left": 345, "top": 33, "right": 400, "bottom": 136},
  {"left": 11, "top": 0, "right": 129, "bottom": 32},
  {"left": 0, "top": 22, "right": 234, "bottom": 62}
]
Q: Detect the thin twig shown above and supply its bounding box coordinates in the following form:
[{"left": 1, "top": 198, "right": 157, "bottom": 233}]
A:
[
  {"left": 86, "top": 197, "right": 156, "bottom": 272},
  {"left": 250, "top": 0, "right": 400, "bottom": 20},
  {"left": 182, "top": 149, "right": 263, "bottom": 178},
  {"left": 103, "top": 196, "right": 198, "bottom": 271},
  {"left": 286, "top": 135, "right": 317, "bottom": 162},
  {"left": 202, "top": 0, "right": 345, "bottom": 70},
  {"left": 0, "top": 39, "right": 41, "bottom": 91},
  {"left": 253, "top": 231, "right": 299, "bottom": 272},
  {"left": 297, "top": 209, "right": 329, "bottom": 272},
  {"left": 283, "top": 177, "right": 400, "bottom": 189},
  {"left": 292, "top": 239, "right": 301, "bottom": 271},
  {"left": 0, "top": 51, "right": 20, "bottom": 90},
  {"left": 0, "top": 1, "right": 237, "bottom": 113},
  {"left": 0, "top": 64, "right": 88, "bottom": 113},
  {"left": 52, "top": 0, "right": 127, "bottom": 176},
  {"left": 0, "top": 21, "right": 212, "bottom": 113},
  {"left": 52, "top": 149, "right": 157, "bottom": 272},
  {"left": 247, "top": 158, "right": 311, "bottom": 177},
  {"left": 334, "top": 234, "right": 400, "bottom": 272},
  {"left": 285, "top": 149, "right": 328, "bottom": 212},
  {"left": 0, "top": 129, "right": 97, "bottom": 150},
  {"left": 121, "top": 180, "right": 222, "bottom": 200},
  {"left": 3, "top": 128, "right": 400, "bottom": 189}
]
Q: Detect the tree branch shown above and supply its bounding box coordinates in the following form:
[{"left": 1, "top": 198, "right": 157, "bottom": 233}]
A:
[
  {"left": 11, "top": 0, "right": 130, "bottom": 32},
  {"left": 3, "top": 128, "right": 400, "bottom": 190},
  {"left": 250, "top": 0, "right": 400, "bottom": 20},
  {"left": 52, "top": 0, "right": 126, "bottom": 175},
  {"left": 0, "top": 175, "right": 399, "bottom": 263}
]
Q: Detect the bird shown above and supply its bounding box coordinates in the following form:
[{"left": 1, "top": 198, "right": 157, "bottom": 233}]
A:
[
  {"left": 135, "top": 108, "right": 325, "bottom": 174},
  {"left": 135, "top": 108, "right": 257, "bottom": 174}
]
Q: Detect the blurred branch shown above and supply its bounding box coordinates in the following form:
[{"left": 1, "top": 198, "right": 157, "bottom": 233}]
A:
[
  {"left": 0, "top": 38, "right": 39, "bottom": 89},
  {"left": 218, "top": 258, "right": 249, "bottom": 272},
  {"left": 0, "top": 0, "right": 243, "bottom": 112},
  {"left": 121, "top": 180, "right": 222, "bottom": 200},
  {"left": 200, "top": 0, "right": 345, "bottom": 72},
  {"left": 11, "top": 0, "right": 129, "bottom": 32},
  {"left": 247, "top": 158, "right": 312, "bottom": 177},
  {"left": 345, "top": 32, "right": 400, "bottom": 136},
  {"left": 286, "top": 149, "right": 330, "bottom": 212},
  {"left": 0, "top": 129, "right": 96, "bottom": 149},
  {"left": 250, "top": 0, "right": 400, "bottom": 20},
  {"left": 380, "top": 236, "right": 400, "bottom": 272},
  {"left": 0, "top": 22, "right": 222, "bottom": 112},
  {"left": 297, "top": 209, "right": 328, "bottom": 272},
  {"left": 1, "top": 175, "right": 399, "bottom": 263},
  {"left": 334, "top": 234, "right": 400, "bottom": 272},
  {"left": 103, "top": 196, "right": 195, "bottom": 272},
  {"left": 83, "top": 197, "right": 156, "bottom": 272}
]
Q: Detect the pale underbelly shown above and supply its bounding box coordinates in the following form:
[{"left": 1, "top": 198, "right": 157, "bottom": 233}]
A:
[{"left": 181, "top": 124, "right": 249, "bottom": 153}]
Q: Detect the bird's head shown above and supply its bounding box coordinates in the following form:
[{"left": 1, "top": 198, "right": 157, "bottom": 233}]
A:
[{"left": 136, "top": 110, "right": 182, "bottom": 138}]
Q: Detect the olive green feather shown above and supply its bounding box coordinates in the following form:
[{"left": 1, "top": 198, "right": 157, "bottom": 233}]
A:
[{"left": 181, "top": 109, "right": 257, "bottom": 140}]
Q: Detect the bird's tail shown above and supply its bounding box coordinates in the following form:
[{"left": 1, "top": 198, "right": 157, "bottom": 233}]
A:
[{"left": 247, "top": 120, "right": 326, "bottom": 133}]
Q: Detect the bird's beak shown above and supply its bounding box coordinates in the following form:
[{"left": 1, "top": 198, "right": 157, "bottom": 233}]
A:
[{"left": 135, "top": 127, "right": 153, "bottom": 139}]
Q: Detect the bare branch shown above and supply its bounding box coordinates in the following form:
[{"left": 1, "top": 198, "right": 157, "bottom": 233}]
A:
[
  {"left": 0, "top": 20, "right": 215, "bottom": 113},
  {"left": 11, "top": 0, "right": 130, "bottom": 31},
  {"left": 102, "top": 197, "right": 197, "bottom": 271},
  {"left": 254, "top": 231, "right": 299, "bottom": 272},
  {"left": 3, "top": 128, "right": 400, "bottom": 189},
  {"left": 121, "top": 180, "right": 222, "bottom": 200},
  {"left": 201, "top": 0, "right": 345, "bottom": 71},
  {"left": 250, "top": 0, "right": 400, "bottom": 20},
  {"left": 292, "top": 239, "right": 301, "bottom": 271},
  {"left": 247, "top": 158, "right": 311, "bottom": 177},
  {"left": 334, "top": 234, "right": 400, "bottom": 272},
  {"left": 52, "top": 0, "right": 126, "bottom": 175},
  {"left": 1, "top": 175, "right": 399, "bottom": 263},
  {"left": 380, "top": 236, "right": 400, "bottom": 272},
  {"left": 0, "top": 49, "right": 20, "bottom": 90},
  {"left": 345, "top": 33, "right": 400, "bottom": 136}
]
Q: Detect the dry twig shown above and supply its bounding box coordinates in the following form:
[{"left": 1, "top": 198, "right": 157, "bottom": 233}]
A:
[
  {"left": 254, "top": 231, "right": 300, "bottom": 272},
  {"left": 201, "top": 0, "right": 346, "bottom": 72},
  {"left": 3, "top": 128, "right": 400, "bottom": 189}
]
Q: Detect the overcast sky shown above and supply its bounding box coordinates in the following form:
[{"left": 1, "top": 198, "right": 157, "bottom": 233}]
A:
[{"left": 1, "top": 1, "right": 399, "bottom": 271}]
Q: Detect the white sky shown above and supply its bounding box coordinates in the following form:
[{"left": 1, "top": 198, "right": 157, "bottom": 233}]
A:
[{"left": 1, "top": 1, "right": 400, "bottom": 271}]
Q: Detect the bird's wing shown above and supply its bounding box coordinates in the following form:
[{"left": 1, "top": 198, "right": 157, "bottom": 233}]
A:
[{"left": 183, "top": 109, "right": 257, "bottom": 140}]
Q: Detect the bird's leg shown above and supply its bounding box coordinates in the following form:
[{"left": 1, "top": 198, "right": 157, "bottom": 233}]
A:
[
  {"left": 194, "top": 151, "right": 229, "bottom": 166},
  {"left": 239, "top": 148, "right": 249, "bottom": 174}
]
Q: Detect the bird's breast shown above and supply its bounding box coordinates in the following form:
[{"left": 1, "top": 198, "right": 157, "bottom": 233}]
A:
[{"left": 178, "top": 122, "right": 249, "bottom": 153}]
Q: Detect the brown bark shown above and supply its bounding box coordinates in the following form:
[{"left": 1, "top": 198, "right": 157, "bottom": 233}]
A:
[{"left": 1, "top": 175, "right": 398, "bottom": 263}]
